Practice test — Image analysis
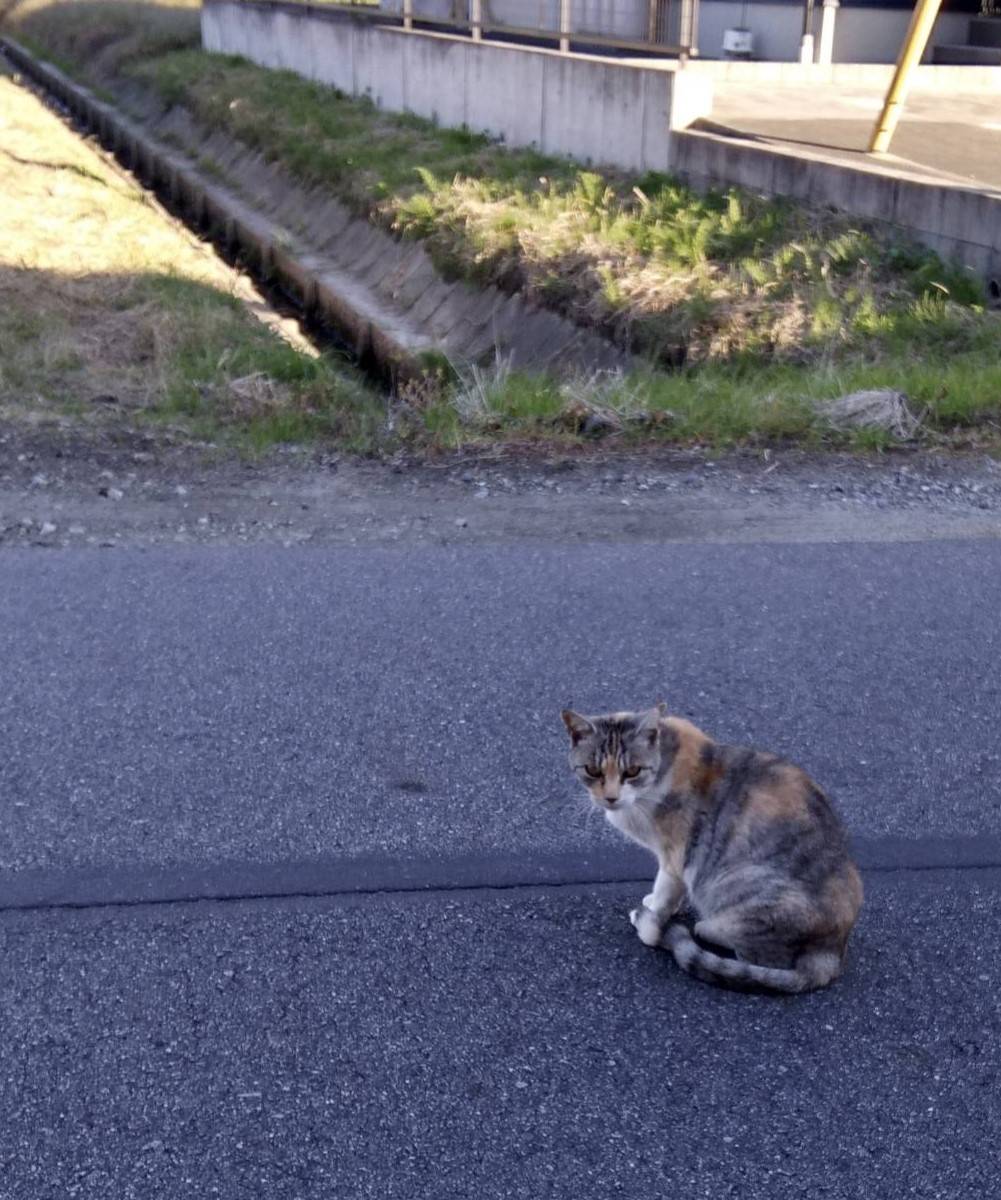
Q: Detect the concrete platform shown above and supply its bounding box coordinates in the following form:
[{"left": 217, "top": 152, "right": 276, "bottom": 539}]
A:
[{"left": 707, "top": 80, "right": 1001, "bottom": 193}]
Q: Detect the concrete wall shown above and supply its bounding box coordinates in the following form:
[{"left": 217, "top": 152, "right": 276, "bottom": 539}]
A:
[
  {"left": 201, "top": 0, "right": 714, "bottom": 171},
  {"left": 830, "top": 7, "right": 968, "bottom": 63},
  {"left": 695, "top": 0, "right": 968, "bottom": 62},
  {"left": 487, "top": 0, "right": 559, "bottom": 33},
  {"left": 675, "top": 127, "right": 1001, "bottom": 282}
]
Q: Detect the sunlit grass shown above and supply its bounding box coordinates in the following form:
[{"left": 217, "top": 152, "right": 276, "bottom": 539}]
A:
[
  {"left": 0, "top": 71, "right": 380, "bottom": 450},
  {"left": 401, "top": 336, "right": 1001, "bottom": 451}
]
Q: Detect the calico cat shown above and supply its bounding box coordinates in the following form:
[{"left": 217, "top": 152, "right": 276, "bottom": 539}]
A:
[{"left": 561, "top": 704, "right": 862, "bottom": 993}]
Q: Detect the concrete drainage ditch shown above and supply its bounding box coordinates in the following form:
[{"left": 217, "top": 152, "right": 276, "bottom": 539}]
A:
[{"left": 1, "top": 37, "right": 632, "bottom": 389}]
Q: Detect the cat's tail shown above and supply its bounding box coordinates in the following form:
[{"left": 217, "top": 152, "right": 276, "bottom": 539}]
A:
[{"left": 664, "top": 923, "right": 842, "bottom": 994}]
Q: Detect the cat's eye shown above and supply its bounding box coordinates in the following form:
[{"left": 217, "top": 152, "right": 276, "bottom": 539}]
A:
[
  {"left": 622, "top": 767, "right": 643, "bottom": 780},
  {"left": 583, "top": 765, "right": 602, "bottom": 780}
]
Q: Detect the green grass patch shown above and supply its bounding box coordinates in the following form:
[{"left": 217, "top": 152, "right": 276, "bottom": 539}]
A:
[
  {"left": 406, "top": 318, "right": 1001, "bottom": 451},
  {"left": 128, "top": 274, "right": 385, "bottom": 451}
]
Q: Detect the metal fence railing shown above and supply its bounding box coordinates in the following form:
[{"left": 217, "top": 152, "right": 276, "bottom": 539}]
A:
[{"left": 303, "top": 0, "right": 697, "bottom": 58}]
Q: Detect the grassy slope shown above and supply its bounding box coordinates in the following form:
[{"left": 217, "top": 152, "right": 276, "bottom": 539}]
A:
[
  {"left": 0, "top": 66, "right": 380, "bottom": 451},
  {"left": 6, "top": 0, "right": 1001, "bottom": 449}
]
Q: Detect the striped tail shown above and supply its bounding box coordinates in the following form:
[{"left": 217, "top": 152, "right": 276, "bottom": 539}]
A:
[{"left": 665, "top": 923, "right": 842, "bottom": 994}]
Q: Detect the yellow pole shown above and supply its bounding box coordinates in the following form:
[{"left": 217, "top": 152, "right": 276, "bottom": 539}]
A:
[{"left": 869, "top": 0, "right": 944, "bottom": 154}]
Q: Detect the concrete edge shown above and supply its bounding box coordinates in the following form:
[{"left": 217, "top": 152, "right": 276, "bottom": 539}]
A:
[
  {"left": 686, "top": 59, "right": 1001, "bottom": 94},
  {"left": 0, "top": 36, "right": 430, "bottom": 385},
  {"left": 3, "top": 836, "right": 1000, "bottom": 912},
  {"left": 685, "top": 119, "right": 1000, "bottom": 195},
  {"left": 673, "top": 126, "right": 1001, "bottom": 284}
]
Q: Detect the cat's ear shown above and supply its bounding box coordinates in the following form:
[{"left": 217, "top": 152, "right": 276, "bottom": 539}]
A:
[
  {"left": 636, "top": 702, "right": 667, "bottom": 741},
  {"left": 561, "top": 709, "right": 594, "bottom": 744}
]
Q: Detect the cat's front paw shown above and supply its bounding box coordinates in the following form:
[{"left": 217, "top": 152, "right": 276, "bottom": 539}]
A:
[{"left": 629, "top": 905, "right": 664, "bottom": 948}]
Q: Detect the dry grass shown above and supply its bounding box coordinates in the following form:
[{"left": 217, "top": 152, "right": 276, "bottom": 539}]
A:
[
  {"left": 0, "top": 70, "right": 221, "bottom": 407},
  {"left": 0, "top": 69, "right": 380, "bottom": 447}
]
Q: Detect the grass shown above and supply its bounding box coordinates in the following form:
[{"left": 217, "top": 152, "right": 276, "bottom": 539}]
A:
[
  {"left": 4, "top": 0, "right": 1001, "bottom": 450},
  {"left": 0, "top": 69, "right": 381, "bottom": 451},
  {"left": 405, "top": 316, "right": 1001, "bottom": 451}
]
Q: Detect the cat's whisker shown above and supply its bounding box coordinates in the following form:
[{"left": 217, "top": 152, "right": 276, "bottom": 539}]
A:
[{"left": 555, "top": 789, "right": 588, "bottom": 825}]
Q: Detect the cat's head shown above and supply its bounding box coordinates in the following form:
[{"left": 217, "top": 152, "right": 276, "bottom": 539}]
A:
[{"left": 560, "top": 704, "right": 667, "bottom": 811}]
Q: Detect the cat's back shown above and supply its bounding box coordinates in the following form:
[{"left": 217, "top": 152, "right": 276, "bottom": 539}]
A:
[
  {"left": 682, "top": 740, "right": 862, "bottom": 943},
  {"left": 691, "top": 740, "right": 856, "bottom": 876}
]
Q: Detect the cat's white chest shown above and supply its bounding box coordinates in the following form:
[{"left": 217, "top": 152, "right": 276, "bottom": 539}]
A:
[{"left": 606, "top": 802, "right": 659, "bottom": 851}]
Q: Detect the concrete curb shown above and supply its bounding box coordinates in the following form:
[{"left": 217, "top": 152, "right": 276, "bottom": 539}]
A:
[
  {"left": 686, "top": 60, "right": 1001, "bottom": 94},
  {"left": 1, "top": 38, "right": 630, "bottom": 385}
]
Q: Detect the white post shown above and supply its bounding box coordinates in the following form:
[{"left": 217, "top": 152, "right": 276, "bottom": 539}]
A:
[
  {"left": 471, "top": 0, "right": 482, "bottom": 39},
  {"left": 559, "top": 0, "right": 571, "bottom": 52},
  {"left": 403, "top": 0, "right": 413, "bottom": 31},
  {"left": 818, "top": 0, "right": 838, "bottom": 65},
  {"left": 679, "top": 0, "right": 695, "bottom": 51},
  {"left": 799, "top": 32, "right": 815, "bottom": 62}
]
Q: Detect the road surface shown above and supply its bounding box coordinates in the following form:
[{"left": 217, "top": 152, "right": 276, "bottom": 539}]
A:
[{"left": 2, "top": 459, "right": 1001, "bottom": 1198}]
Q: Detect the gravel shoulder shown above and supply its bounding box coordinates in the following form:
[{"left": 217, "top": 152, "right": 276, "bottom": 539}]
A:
[{"left": 3, "top": 421, "right": 1001, "bottom": 549}]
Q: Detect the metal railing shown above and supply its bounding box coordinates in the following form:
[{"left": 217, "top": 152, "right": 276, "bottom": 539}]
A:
[{"left": 295, "top": 0, "right": 695, "bottom": 58}]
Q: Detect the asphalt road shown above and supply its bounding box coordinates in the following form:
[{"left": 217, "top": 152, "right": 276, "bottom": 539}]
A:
[
  {"left": 2, "top": 874, "right": 999, "bottom": 1198},
  {"left": 3, "top": 533, "right": 1000, "bottom": 1197},
  {"left": 2, "top": 540, "right": 1001, "bottom": 875}
]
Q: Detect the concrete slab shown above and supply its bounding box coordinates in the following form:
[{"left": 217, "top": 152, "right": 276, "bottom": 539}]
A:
[
  {"left": 353, "top": 20, "right": 406, "bottom": 110},
  {"left": 465, "top": 37, "right": 545, "bottom": 147},
  {"left": 401, "top": 31, "right": 468, "bottom": 129},
  {"left": 708, "top": 82, "right": 1001, "bottom": 194}
]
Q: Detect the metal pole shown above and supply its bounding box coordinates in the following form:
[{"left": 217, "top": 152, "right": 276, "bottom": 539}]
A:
[
  {"left": 403, "top": 0, "right": 412, "bottom": 31},
  {"left": 869, "top": 0, "right": 944, "bottom": 153},
  {"left": 799, "top": 0, "right": 816, "bottom": 62},
  {"left": 559, "top": 0, "right": 571, "bottom": 52},
  {"left": 471, "top": 0, "right": 482, "bottom": 39},
  {"left": 647, "top": 0, "right": 657, "bottom": 45}
]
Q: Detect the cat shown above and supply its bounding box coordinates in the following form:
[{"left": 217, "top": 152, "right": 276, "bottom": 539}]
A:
[{"left": 561, "top": 703, "right": 863, "bottom": 993}]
